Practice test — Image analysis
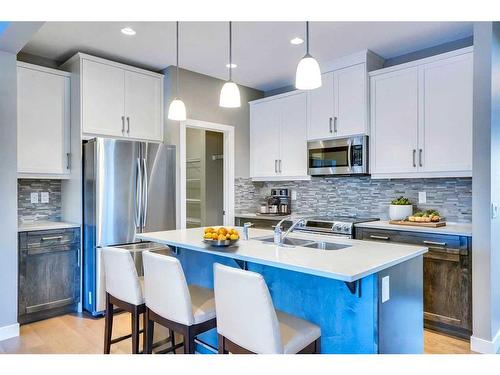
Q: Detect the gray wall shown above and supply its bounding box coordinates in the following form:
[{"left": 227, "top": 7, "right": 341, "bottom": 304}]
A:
[
  {"left": 0, "top": 51, "right": 19, "bottom": 332},
  {"left": 472, "top": 21, "right": 500, "bottom": 352},
  {"left": 163, "top": 66, "right": 263, "bottom": 227},
  {"left": 164, "top": 66, "right": 263, "bottom": 178}
]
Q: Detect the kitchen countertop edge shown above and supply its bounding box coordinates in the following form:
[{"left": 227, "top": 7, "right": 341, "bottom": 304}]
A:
[
  {"left": 18, "top": 220, "right": 81, "bottom": 232},
  {"left": 354, "top": 220, "right": 472, "bottom": 237}
]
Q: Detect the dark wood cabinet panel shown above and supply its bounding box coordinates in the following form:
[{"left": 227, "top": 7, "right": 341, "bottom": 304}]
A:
[
  {"left": 355, "top": 227, "right": 472, "bottom": 339},
  {"left": 19, "top": 228, "right": 80, "bottom": 324}
]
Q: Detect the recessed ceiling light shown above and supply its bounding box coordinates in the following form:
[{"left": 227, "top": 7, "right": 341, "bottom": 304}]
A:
[
  {"left": 226, "top": 63, "right": 237, "bottom": 68},
  {"left": 121, "top": 27, "right": 136, "bottom": 36},
  {"left": 290, "top": 37, "right": 304, "bottom": 45}
]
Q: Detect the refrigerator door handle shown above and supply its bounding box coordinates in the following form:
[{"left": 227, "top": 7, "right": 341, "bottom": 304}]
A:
[
  {"left": 141, "top": 158, "right": 148, "bottom": 229},
  {"left": 135, "top": 157, "right": 143, "bottom": 228}
]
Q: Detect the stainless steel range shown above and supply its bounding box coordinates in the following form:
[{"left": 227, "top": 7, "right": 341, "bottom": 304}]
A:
[{"left": 294, "top": 216, "right": 380, "bottom": 239}]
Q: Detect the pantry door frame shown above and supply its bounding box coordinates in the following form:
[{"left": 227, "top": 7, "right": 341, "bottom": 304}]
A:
[{"left": 179, "top": 119, "right": 235, "bottom": 229}]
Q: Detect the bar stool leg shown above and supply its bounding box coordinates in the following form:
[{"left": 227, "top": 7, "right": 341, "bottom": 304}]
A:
[
  {"left": 144, "top": 308, "right": 154, "bottom": 354},
  {"left": 183, "top": 328, "right": 195, "bottom": 354},
  {"left": 103, "top": 293, "right": 113, "bottom": 354},
  {"left": 217, "top": 334, "right": 226, "bottom": 354},
  {"left": 169, "top": 329, "right": 176, "bottom": 354},
  {"left": 131, "top": 306, "right": 140, "bottom": 354}
]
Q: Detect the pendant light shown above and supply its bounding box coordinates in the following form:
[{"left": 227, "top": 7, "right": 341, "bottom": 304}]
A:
[
  {"left": 219, "top": 21, "right": 241, "bottom": 108},
  {"left": 168, "top": 21, "right": 187, "bottom": 121},
  {"left": 295, "top": 21, "right": 322, "bottom": 90}
]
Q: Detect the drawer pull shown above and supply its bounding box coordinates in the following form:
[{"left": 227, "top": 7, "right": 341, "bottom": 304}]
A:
[
  {"left": 423, "top": 240, "right": 447, "bottom": 247},
  {"left": 41, "top": 236, "right": 63, "bottom": 241},
  {"left": 370, "top": 235, "right": 390, "bottom": 240}
]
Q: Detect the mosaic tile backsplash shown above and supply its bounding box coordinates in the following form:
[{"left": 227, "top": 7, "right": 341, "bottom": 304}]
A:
[
  {"left": 235, "top": 177, "right": 472, "bottom": 223},
  {"left": 18, "top": 179, "right": 62, "bottom": 222}
]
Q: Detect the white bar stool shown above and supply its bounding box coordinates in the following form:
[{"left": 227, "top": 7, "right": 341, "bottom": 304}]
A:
[
  {"left": 101, "top": 247, "right": 175, "bottom": 354},
  {"left": 142, "top": 250, "right": 217, "bottom": 354},
  {"left": 213, "top": 263, "right": 321, "bottom": 354}
]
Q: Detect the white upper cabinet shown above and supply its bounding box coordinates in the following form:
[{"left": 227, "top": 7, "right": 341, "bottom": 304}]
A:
[
  {"left": 250, "top": 92, "right": 309, "bottom": 181},
  {"left": 308, "top": 63, "right": 368, "bottom": 140},
  {"left": 67, "top": 53, "right": 164, "bottom": 142},
  {"left": 17, "top": 63, "right": 71, "bottom": 178},
  {"left": 250, "top": 99, "right": 281, "bottom": 178},
  {"left": 279, "top": 93, "right": 308, "bottom": 177},
  {"left": 370, "top": 47, "right": 473, "bottom": 178},
  {"left": 420, "top": 53, "right": 473, "bottom": 173},
  {"left": 307, "top": 71, "right": 334, "bottom": 140},
  {"left": 124, "top": 70, "right": 163, "bottom": 141},
  {"left": 370, "top": 68, "right": 419, "bottom": 175},
  {"left": 334, "top": 63, "right": 367, "bottom": 137},
  {"left": 82, "top": 59, "right": 125, "bottom": 137}
]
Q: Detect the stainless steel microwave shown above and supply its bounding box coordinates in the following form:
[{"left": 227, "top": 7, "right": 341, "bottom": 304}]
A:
[{"left": 307, "top": 136, "right": 368, "bottom": 176}]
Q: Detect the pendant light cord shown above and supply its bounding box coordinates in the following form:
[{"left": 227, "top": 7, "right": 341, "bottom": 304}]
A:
[
  {"left": 306, "top": 21, "right": 310, "bottom": 55},
  {"left": 229, "top": 21, "right": 232, "bottom": 82},
  {"left": 176, "top": 21, "right": 180, "bottom": 97}
]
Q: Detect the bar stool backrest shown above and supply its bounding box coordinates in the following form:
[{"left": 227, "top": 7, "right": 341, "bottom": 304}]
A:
[
  {"left": 142, "top": 251, "right": 195, "bottom": 326},
  {"left": 102, "top": 247, "right": 143, "bottom": 306},
  {"left": 213, "top": 263, "right": 283, "bottom": 354}
]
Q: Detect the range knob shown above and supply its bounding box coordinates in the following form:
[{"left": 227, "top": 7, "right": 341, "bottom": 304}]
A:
[
  {"left": 342, "top": 224, "right": 351, "bottom": 233},
  {"left": 333, "top": 223, "right": 343, "bottom": 232}
]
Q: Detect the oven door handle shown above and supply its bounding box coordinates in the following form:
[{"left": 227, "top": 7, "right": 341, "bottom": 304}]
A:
[{"left": 347, "top": 139, "right": 352, "bottom": 171}]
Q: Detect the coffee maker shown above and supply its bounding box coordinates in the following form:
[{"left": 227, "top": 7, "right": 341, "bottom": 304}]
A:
[{"left": 260, "top": 188, "right": 292, "bottom": 215}]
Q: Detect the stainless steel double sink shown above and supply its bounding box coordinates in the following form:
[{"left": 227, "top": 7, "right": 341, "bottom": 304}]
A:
[{"left": 256, "top": 236, "right": 351, "bottom": 250}]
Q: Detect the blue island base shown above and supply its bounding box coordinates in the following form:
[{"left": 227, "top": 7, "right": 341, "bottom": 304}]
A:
[{"left": 171, "top": 248, "right": 423, "bottom": 354}]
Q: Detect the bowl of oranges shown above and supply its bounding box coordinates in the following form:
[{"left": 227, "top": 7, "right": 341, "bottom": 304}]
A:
[{"left": 203, "top": 227, "right": 240, "bottom": 247}]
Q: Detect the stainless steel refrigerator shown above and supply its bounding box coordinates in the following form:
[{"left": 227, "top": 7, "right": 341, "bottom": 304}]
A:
[{"left": 83, "top": 138, "right": 176, "bottom": 315}]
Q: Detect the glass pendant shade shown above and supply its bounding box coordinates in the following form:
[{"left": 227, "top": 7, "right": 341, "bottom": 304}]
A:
[
  {"left": 219, "top": 80, "right": 241, "bottom": 108},
  {"left": 295, "top": 53, "right": 322, "bottom": 90},
  {"left": 168, "top": 97, "right": 187, "bottom": 121}
]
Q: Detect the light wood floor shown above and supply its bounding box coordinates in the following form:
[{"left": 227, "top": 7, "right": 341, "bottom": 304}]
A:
[{"left": 0, "top": 312, "right": 473, "bottom": 354}]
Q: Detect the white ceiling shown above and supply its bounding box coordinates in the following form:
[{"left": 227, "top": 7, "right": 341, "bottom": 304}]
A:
[{"left": 21, "top": 21, "right": 473, "bottom": 92}]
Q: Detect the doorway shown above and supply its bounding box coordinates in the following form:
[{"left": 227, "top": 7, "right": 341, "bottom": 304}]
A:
[{"left": 179, "top": 119, "right": 235, "bottom": 229}]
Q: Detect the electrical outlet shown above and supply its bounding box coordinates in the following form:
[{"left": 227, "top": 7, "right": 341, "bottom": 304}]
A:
[
  {"left": 418, "top": 192, "right": 427, "bottom": 204},
  {"left": 291, "top": 190, "right": 297, "bottom": 201},
  {"left": 41, "top": 192, "right": 49, "bottom": 204},
  {"left": 382, "top": 276, "right": 390, "bottom": 303},
  {"left": 30, "top": 192, "right": 39, "bottom": 204}
]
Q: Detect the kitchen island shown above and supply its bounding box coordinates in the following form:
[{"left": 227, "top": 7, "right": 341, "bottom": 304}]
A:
[{"left": 137, "top": 227, "right": 427, "bottom": 354}]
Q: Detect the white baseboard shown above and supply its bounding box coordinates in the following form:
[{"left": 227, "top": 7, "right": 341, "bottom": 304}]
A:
[
  {"left": 0, "top": 323, "right": 20, "bottom": 342},
  {"left": 471, "top": 329, "right": 500, "bottom": 354}
]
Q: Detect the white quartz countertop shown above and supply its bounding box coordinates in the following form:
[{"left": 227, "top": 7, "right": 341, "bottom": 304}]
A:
[
  {"left": 137, "top": 227, "right": 427, "bottom": 282},
  {"left": 18, "top": 220, "right": 80, "bottom": 232},
  {"left": 354, "top": 220, "right": 472, "bottom": 237}
]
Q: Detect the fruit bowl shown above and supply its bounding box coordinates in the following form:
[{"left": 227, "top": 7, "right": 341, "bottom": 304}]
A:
[
  {"left": 203, "top": 238, "right": 239, "bottom": 247},
  {"left": 202, "top": 227, "right": 240, "bottom": 247}
]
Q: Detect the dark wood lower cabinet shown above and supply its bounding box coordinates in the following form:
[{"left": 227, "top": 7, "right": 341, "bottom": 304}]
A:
[
  {"left": 355, "top": 227, "right": 472, "bottom": 339},
  {"left": 18, "top": 228, "right": 80, "bottom": 324}
]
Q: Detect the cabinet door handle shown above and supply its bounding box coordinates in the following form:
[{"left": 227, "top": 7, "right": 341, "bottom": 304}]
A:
[
  {"left": 419, "top": 149, "right": 423, "bottom": 167},
  {"left": 423, "top": 240, "right": 447, "bottom": 247},
  {"left": 66, "top": 153, "right": 71, "bottom": 170},
  {"left": 370, "top": 235, "right": 390, "bottom": 240},
  {"left": 333, "top": 116, "right": 338, "bottom": 133},
  {"left": 329, "top": 117, "right": 333, "bottom": 133},
  {"left": 121, "top": 116, "right": 125, "bottom": 134},
  {"left": 279, "top": 159, "right": 282, "bottom": 173},
  {"left": 41, "top": 236, "right": 63, "bottom": 241},
  {"left": 274, "top": 160, "right": 278, "bottom": 173},
  {"left": 126, "top": 117, "right": 130, "bottom": 134},
  {"left": 412, "top": 149, "right": 416, "bottom": 168}
]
